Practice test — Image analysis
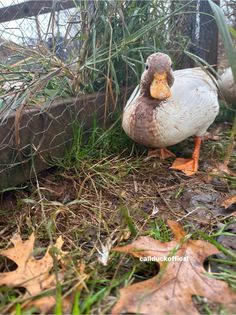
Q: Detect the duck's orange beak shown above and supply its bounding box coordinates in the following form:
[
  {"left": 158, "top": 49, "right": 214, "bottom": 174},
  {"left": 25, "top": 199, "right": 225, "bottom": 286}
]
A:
[{"left": 150, "top": 72, "right": 171, "bottom": 100}]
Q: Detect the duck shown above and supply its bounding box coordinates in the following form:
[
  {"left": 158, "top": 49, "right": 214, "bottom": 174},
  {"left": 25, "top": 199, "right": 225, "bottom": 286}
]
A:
[
  {"left": 218, "top": 67, "right": 236, "bottom": 104},
  {"left": 122, "top": 52, "right": 219, "bottom": 176}
]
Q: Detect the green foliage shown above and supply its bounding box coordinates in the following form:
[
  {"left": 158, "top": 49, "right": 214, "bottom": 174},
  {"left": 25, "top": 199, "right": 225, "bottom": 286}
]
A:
[
  {"left": 119, "top": 206, "right": 138, "bottom": 237},
  {"left": 15, "top": 303, "right": 21, "bottom": 315},
  {"left": 209, "top": 0, "right": 236, "bottom": 167},
  {"left": 146, "top": 218, "right": 172, "bottom": 242},
  {"left": 54, "top": 115, "right": 144, "bottom": 169},
  {"left": 81, "top": 0, "right": 189, "bottom": 93},
  {"left": 72, "top": 290, "right": 80, "bottom": 315},
  {"left": 54, "top": 285, "right": 62, "bottom": 315},
  {"left": 209, "top": 0, "right": 236, "bottom": 82}
]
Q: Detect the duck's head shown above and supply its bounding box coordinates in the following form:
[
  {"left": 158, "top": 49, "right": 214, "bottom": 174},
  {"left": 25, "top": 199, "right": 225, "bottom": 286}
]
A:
[{"left": 140, "top": 52, "right": 174, "bottom": 101}]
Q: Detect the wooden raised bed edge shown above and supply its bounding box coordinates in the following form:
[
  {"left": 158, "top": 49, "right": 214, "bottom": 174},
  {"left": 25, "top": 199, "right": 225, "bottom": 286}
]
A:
[{"left": 0, "top": 88, "right": 130, "bottom": 191}]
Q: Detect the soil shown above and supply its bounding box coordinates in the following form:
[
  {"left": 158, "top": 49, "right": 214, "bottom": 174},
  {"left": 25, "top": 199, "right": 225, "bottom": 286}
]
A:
[{"left": 0, "top": 123, "right": 235, "bottom": 250}]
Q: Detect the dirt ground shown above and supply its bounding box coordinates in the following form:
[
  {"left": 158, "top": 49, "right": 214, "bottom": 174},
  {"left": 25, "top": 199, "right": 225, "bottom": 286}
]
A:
[
  {"left": 0, "top": 124, "right": 235, "bottom": 240},
  {"left": 0, "top": 118, "right": 235, "bottom": 313}
]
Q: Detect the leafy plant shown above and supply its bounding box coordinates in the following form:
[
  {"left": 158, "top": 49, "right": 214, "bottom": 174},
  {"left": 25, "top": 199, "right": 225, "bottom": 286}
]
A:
[
  {"left": 209, "top": 0, "right": 236, "bottom": 169},
  {"left": 209, "top": 0, "right": 236, "bottom": 82}
]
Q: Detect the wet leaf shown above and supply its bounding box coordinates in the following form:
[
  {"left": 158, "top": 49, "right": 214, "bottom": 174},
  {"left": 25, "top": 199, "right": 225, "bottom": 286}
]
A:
[{"left": 112, "top": 220, "right": 236, "bottom": 315}]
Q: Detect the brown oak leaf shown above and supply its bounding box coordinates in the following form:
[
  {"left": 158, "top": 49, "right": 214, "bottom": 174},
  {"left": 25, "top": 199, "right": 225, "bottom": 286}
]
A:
[
  {"left": 112, "top": 220, "right": 236, "bottom": 315},
  {"left": 0, "top": 233, "right": 65, "bottom": 312}
]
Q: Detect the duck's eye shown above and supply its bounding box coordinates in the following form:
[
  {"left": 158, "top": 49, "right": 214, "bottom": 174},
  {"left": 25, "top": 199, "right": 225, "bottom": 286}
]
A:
[
  {"left": 145, "top": 64, "right": 149, "bottom": 70},
  {"left": 170, "top": 63, "right": 173, "bottom": 69}
]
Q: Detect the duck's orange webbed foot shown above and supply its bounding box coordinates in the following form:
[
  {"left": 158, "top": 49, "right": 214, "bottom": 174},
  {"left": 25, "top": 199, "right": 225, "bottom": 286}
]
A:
[
  {"left": 147, "top": 148, "right": 176, "bottom": 160},
  {"left": 170, "top": 137, "right": 202, "bottom": 176},
  {"left": 171, "top": 158, "right": 198, "bottom": 176}
]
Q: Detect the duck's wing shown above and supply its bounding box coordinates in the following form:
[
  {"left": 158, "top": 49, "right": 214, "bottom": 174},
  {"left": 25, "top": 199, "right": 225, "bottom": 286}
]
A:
[
  {"left": 168, "top": 68, "right": 219, "bottom": 137},
  {"left": 149, "top": 67, "right": 219, "bottom": 143},
  {"left": 124, "top": 84, "right": 140, "bottom": 110},
  {"left": 173, "top": 68, "right": 217, "bottom": 90},
  {"left": 171, "top": 68, "right": 218, "bottom": 101}
]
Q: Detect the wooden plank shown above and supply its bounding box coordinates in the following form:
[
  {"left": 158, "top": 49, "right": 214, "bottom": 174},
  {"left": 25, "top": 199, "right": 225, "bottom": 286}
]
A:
[{"left": 0, "top": 0, "right": 80, "bottom": 23}]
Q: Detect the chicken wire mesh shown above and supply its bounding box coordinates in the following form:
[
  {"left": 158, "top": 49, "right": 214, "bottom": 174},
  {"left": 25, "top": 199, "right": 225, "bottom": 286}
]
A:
[
  {"left": 0, "top": 0, "right": 80, "bottom": 56},
  {"left": 0, "top": 0, "right": 100, "bottom": 189}
]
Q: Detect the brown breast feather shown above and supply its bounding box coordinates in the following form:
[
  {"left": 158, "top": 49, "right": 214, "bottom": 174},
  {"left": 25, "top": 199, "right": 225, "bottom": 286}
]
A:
[{"left": 129, "top": 97, "right": 161, "bottom": 148}]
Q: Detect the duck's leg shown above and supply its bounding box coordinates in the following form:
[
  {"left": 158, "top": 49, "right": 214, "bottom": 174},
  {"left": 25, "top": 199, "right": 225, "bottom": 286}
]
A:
[
  {"left": 170, "top": 137, "right": 201, "bottom": 176},
  {"left": 147, "top": 148, "right": 176, "bottom": 160}
]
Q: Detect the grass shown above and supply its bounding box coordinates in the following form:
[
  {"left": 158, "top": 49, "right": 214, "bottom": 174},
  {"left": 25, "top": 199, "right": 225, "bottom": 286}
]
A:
[
  {"left": 145, "top": 218, "right": 172, "bottom": 241},
  {"left": 0, "top": 116, "right": 235, "bottom": 314},
  {"left": 53, "top": 115, "right": 143, "bottom": 169}
]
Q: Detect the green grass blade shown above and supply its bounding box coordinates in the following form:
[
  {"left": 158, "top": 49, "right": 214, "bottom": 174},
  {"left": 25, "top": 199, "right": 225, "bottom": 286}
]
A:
[
  {"left": 119, "top": 206, "right": 138, "bottom": 237},
  {"left": 54, "top": 285, "right": 62, "bottom": 315},
  {"left": 15, "top": 304, "right": 21, "bottom": 315},
  {"left": 208, "top": 0, "right": 236, "bottom": 82},
  {"left": 72, "top": 290, "right": 80, "bottom": 315}
]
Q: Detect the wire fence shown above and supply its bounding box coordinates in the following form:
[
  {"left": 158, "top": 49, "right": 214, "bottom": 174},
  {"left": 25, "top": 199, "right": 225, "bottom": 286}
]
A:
[{"left": 0, "top": 0, "right": 90, "bottom": 189}]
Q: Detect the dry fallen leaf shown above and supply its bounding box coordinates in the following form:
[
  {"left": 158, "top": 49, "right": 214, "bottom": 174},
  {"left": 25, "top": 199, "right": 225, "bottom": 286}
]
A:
[
  {"left": 221, "top": 195, "right": 236, "bottom": 209},
  {"left": 0, "top": 233, "right": 65, "bottom": 312},
  {"left": 213, "top": 163, "right": 236, "bottom": 176},
  {"left": 112, "top": 220, "right": 236, "bottom": 315}
]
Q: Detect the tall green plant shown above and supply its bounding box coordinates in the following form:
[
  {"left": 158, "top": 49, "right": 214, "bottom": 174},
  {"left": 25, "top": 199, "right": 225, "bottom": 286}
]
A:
[
  {"left": 208, "top": 0, "right": 236, "bottom": 82},
  {"left": 79, "top": 0, "right": 191, "bottom": 95},
  {"left": 208, "top": 0, "right": 236, "bottom": 169}
]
